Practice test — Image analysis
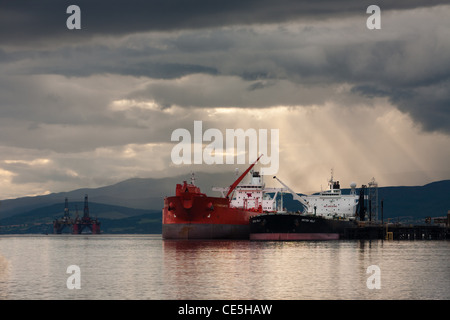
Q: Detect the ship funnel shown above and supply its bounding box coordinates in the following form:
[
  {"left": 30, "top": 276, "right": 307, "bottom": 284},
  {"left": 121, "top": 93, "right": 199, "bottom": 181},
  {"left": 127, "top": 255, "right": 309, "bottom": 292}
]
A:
[{"left": 350, "top": 182, "right": 357, "bottom": 195}]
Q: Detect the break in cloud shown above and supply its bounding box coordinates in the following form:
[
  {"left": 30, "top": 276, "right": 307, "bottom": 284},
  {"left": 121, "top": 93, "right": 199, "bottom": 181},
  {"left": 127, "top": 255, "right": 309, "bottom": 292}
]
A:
[{"left": 0, "top": 1, "right": 449, "bottom": 199}]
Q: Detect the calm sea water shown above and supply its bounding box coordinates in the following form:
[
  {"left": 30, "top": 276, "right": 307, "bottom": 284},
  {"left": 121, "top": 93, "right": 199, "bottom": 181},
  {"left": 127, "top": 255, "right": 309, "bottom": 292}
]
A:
[{"left": 0, "top": 234, "right": 448, "bottom": 300}]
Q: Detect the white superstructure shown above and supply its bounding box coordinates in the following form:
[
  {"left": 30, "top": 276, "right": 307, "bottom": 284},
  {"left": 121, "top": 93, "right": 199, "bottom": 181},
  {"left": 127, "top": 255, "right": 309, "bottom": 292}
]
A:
[
  {"left": 303, "top": 172, "right": 359, "bottom": 219},
  {"left": 213, "top": 170, "right": 284, "bottom": 212},
  {"left": 274, "top": 170, "right": 360, "bottom": 220}
]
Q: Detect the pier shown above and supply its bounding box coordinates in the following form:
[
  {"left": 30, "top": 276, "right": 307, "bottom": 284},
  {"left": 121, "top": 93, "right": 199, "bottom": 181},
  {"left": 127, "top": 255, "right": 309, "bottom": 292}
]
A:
[{"left": 344, "top": 220, "right": 450, "bottom": 240}]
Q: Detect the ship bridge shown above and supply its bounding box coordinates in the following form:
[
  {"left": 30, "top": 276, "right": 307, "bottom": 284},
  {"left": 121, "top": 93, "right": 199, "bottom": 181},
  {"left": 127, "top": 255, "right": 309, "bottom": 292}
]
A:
[
  {"left": 213, "top": 170, "right": 283, "bottom": 212},
  {"left": 304, "top": 173, "right": 358, "bottom": 219}
]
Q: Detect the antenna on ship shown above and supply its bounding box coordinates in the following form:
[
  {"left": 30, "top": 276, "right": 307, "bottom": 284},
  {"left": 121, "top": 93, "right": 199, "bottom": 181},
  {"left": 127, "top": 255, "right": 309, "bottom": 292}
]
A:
[
  {"left": 190, "top": 172, "right": 196, "bottom": 185},
  {"left": 329, "top": 168, "right": 334, "bottom": 187}
]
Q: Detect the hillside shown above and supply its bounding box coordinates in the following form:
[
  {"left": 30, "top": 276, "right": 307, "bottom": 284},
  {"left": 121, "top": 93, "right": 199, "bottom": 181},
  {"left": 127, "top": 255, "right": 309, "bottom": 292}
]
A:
[
  {"left": 0, "top": 171, "right": 235, "bottom": 219},
  {"left": 0, "top": 201, "right": 161, "bottom": 234},
  {"left": 378, "top": 180, "right": 450, "bottom": 221}
]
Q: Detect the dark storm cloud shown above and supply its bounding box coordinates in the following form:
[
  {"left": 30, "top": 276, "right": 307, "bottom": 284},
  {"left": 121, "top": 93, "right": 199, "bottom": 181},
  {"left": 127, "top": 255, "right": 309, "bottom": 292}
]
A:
[
  {"left": 1, "top": 0, "right": 448, "bottom": 45},
  {"left": 344, "top": 26, "right": 450, "bottom": 134},
  {"left": 387, "top": 80, "right": 450, "bottom": 133},
  {"left": 1, "top": 0, "right": 449, "bottom": 136},
  {"left": 352, "top": 81, "right": 450, "bottom": 133}
]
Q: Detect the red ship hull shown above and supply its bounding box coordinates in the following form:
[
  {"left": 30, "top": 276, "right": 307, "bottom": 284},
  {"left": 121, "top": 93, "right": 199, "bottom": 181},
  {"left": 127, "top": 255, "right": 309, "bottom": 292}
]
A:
[
  {"left": 163, "top": 194, "right": 258, "bottom": 239},
  {"left": 163, "top": 156, "right": 264, "bottom": 239}
]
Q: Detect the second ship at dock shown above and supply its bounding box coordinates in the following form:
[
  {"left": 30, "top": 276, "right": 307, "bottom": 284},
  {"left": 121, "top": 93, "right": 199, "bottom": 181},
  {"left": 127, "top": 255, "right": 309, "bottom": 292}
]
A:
[{"left": 250, "top": 173, "right": 361, "bottom": 240}]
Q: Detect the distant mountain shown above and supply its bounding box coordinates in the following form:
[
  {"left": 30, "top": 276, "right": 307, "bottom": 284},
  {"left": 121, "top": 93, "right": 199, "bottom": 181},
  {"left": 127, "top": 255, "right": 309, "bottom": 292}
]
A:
[
  {"left": 1, "top": 175, "right": 449, "bottom": 234},
  {"left": 0, "top": 171, "right": 236, "bottom": 219},
  {"left": 0, "top": 171, "right": 236, "bottom": 234},
  {"left": 377, "top": 180, "right": 450, "bottom": 221},
  {"left": 0, "top": 201, "right": 161, "bottom": 234}
]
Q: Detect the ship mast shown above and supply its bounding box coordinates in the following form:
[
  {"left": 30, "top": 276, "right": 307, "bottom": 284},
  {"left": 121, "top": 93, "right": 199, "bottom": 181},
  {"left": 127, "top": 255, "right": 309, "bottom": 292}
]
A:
[
  {"left": 329, "top": 168, "right": 334, "bottom": 190},
  {"left": 190, "top": 172, "right": 196, "bottom": 185}
]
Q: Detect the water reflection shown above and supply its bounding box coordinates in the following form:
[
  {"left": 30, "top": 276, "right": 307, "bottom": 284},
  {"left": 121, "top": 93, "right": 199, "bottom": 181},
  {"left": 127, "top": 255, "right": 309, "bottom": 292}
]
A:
[
  {"left": 0, "top": 254, "right": 10, "bottom": 299},
  {"left": 161, "top": 239, "right": 450, "bottom": 300},
  {"left": 0, "top": 235, "right": 448, "bottom": 299},
  {"left": 161, "top": 240, "right": 382, "bottom": 299}
]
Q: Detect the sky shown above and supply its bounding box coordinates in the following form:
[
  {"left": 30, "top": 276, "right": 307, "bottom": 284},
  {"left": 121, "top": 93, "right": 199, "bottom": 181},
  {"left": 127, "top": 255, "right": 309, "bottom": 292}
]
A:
[{"left": 1, "top": 0, "right": 450, "bottom": 199}]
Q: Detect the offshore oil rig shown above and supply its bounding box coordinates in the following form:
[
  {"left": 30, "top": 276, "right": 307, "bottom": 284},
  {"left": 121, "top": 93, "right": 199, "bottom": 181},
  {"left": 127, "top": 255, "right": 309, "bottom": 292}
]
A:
[{"left": 53, "top": 194, "right": 101, "bottom": 234}]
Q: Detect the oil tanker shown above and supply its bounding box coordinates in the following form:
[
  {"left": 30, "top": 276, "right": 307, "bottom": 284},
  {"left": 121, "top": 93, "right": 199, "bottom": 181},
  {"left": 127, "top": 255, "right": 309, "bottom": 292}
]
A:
[
  {"left": 250, "top": 172, "right": 362, "bottom": 240},
  {"left": 249, "top": 213, "right": 356, "bottom": 240},
  {"left": 162, "top": 156, "right": 284, "bottom": 239}
]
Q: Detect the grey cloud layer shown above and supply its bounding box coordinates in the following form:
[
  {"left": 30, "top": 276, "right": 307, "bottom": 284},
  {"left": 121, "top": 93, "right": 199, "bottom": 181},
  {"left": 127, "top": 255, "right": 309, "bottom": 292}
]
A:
[
  {"left": 1, "top": 1, "right": 450, "bottom": 197},
  {"left": 3, "top": 4, "right": 448, "bottom": 134},
  {"left": 1, "top": 0, "right": 448, "bottom": 45}
]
